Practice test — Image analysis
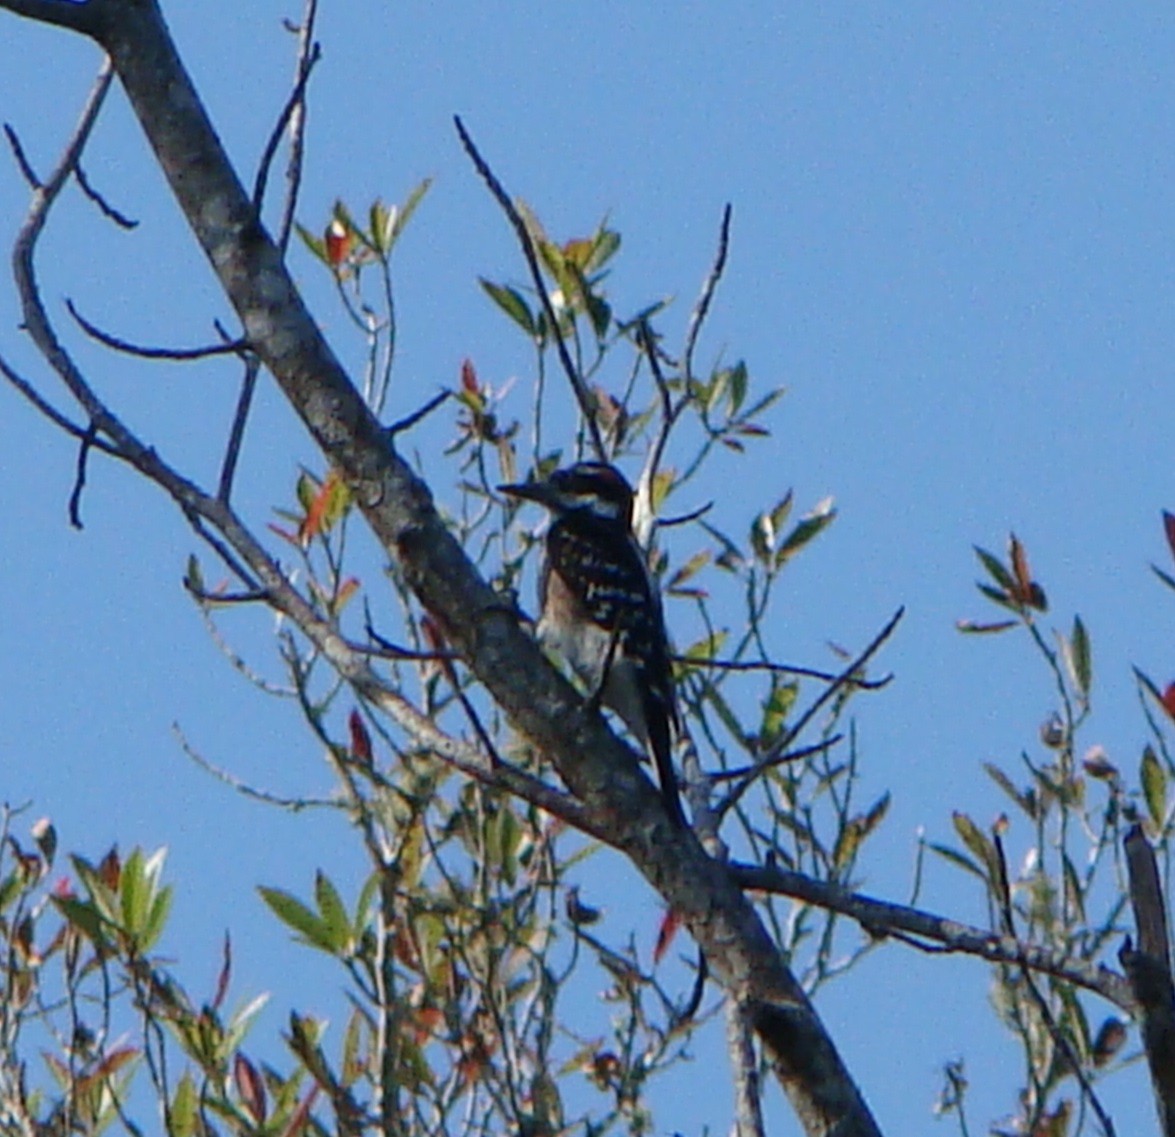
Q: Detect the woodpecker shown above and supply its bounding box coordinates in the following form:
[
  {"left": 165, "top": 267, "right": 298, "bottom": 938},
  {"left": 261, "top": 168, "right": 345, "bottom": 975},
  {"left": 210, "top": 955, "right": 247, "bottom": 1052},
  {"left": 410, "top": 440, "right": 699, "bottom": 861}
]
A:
[{"left": 500, "top": 461, "right": 688, "bottom": 828}]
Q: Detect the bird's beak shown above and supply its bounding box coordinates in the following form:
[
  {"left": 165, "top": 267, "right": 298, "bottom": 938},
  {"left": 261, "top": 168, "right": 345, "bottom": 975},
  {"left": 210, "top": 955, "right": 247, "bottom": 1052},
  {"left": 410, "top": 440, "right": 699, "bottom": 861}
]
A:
[{"left": 499, "top": 479, "right": 556, "bottom": 507}]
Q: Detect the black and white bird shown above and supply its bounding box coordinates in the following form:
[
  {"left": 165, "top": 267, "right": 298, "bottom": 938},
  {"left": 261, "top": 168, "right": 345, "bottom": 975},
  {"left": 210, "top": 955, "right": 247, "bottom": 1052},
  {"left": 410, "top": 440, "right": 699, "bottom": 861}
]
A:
[{"left": 500, "top": 461, "right": 687, "bottom": 828}]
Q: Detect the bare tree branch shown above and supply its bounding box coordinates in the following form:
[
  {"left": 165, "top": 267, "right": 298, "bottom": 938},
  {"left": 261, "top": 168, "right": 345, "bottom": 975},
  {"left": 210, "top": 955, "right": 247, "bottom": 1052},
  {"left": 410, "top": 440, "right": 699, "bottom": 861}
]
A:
[
  {"left": 1122, "top": 823, "right": 1175, "bottom": 1136},
  {"left": 3, "top": 122, "right": 40, "bottom": 188},
  {"left": 684, "top": 202, "right": 733, "bottom": 385},
  {"left": 0, "top": 350, "right": 116, "bottom": 453},
  {"left": 276, "top": 0, "right": 319, "bottom": 252},
  {"left": 74, "top": 161, "right": 137, "bottom": 228},
  {"left": 217, "top": 357, "right": 259, "bottom": 502},
  {"left": 0, "top": 0, "right": 99, "bottom": 35},
  {"left": 68, "top": 420, "right": 96, "bottom": 529},
  {"left": 252, "top": 37, "right": 320, "bottom": 216},
  {"left": 731, "top": 860, "right": 1135, "bottom": 1011},
  {"left": 67, "top": 298, "right": 248, "bottom": 360}
]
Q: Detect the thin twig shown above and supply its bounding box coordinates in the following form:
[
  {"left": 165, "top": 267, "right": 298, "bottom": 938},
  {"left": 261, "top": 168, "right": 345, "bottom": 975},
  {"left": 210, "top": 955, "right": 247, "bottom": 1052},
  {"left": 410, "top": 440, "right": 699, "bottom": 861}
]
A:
[
  {"left": 252, "top": 38, "right": 321, "bottom": 214},
  {"left": 453, "top": 115, "right": 606, "bottom": 461},
  {"left": 73, "top": 162, "right": 137, "bottom": 228},
  {"left": 683, "top": 203, "right": 732, "bottom": 384},
  {"left": 385, "top": 388, "right": 450, "bottom": 437},
  {"left": 681, "top": 653, "right": 892, "bottom": 690},
  {"left": 67, "top": 298, "right": 248, "bottom": 360},
  {"left": 659, "top": 500, "right": 713, "bottom": 528},
  {"left": 277, "top": 0, "right": 319, "bottom": 252},
  {"left": 719, "top": 607, "right": 904, "bottom": 816},
  {"left": 768, "top": 606, "right": 903, "bottom": 758},
  {"left": 712, "top": 736, "right": 843, "bottom": 783},
  {"left": 363, "top": 620, "right": 459, "bottom": 662},
  {"left": 218, "top": 358, "right": 259, "bottom": 502},
  {"left": 638, "top": 207, "right": 732, "bottom": 534},
  {"left": 3, "top": 122, "right": 40, "bottom": 187},
  {"left": 68, "top": 421, "right": 96, "bottom": 529},
  {"left": 0, "top": 351, "right": 117, "bottom": 452},
  {"left": 173, "top": 722, "right": 339, "bottom": 811}
]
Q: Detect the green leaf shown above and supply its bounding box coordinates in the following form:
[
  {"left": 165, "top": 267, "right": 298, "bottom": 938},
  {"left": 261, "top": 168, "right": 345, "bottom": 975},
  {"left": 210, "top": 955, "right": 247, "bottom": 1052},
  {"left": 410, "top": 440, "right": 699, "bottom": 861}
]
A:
[
  {"left": 0, "top": 873, "right": 20, "bottom": 916},
  {"left": 926, "top": 842, "right": 987, "bottom": 882},
  {"left": 143, "top": 884, "right": 173, "bottom": 952},
  {"left": 860, "top": 791, "right": 891, "bottom": 837},
  {"left": 666, "top": 548, "right": 711, "bottom": 594},
  {"left": 258, "top": 886, "right": 338, "bottom": 954},
  {"left": 702, "top": 680, "right": 754, "bottom": 753},
  {"left": 769, "top": 490, "right": 794, "bottom": 535},
  {"left": 314, "top": 872, "right": 350, "bottom": 953},
  {"left": 951, "top": 812, "right": 996, "bottom": 883},
  {"left": 369, "top": 198, "right": 392, "bottom": 255},
  {"left": 586, "top": 225, "right": 621, "bottom": 273},
  {"left": 1152, "top": 564, "right": 1175, "bottom": 593},
  {"left": 1062, "top": 852, "right": 1086, "bottom": 923},
  {"left": 760, "top": 679, "right": 798, "bottom": 746},
  {"left": 295, "top": 471, "right": 318, "bottom": 514},
  {"left": 776, "top": 498, "right": 836, "bottom": 567},
  {"left": 750, "top": 510, "right": 775, "bottom": 566},
  {"left": 727, "top": 360, "right": 749, "bottom": 416},
  {"left": 976, "top": 583, "right": 1019, "bottom": 612},
  {"left": 294, "top": 222, "right": 328, "bottom": 265},
  {"left": 682, "top": 630, "right": 728, "bottom": 663},
  {"left": 479, "top": 278, "right": 537, "bottom": 336},
  {"left": 353, "top": 870, "right": 381, "bottom": 942},
  {"left": 584, "top": 290, "right": 611, "bottom": 340},
  {"left": 171, "top": 1073, "right": 198, "bottom": 1137},
  {"left": 1141, "top": 746, "right": 1166, "bottom": 828},
  {"left": 974, "top": 546, "right": 1017, "bottom": 594},
  {"left": 55, "top": 896, "right": 112, "bottom": 945},
  {"left": 983, "top": 762, "right": 1036, "bottom": 818},
  {"left": 225, "top": 993, "right": 270, "bottom": 1055},
  {"left": 70, "top": 854, "right": 118, "bottom": 924},
  {"left": 1071, "top": 615, "right": 1092, "bottom": 698},
  {"left": 957, "top": 618, "right": 1018, "bottom": 635},
  {"left": 119, "top": 847, "right": 143, "bottom": 935},
  {"left": 390, "top": 177, "right": 433, "bottom": 249}
]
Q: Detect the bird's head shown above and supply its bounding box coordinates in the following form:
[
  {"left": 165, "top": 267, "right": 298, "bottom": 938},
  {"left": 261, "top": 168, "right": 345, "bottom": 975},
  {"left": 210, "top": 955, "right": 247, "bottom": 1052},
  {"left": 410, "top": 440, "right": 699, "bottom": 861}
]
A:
[{"left": 500, "top": 461, "right": 634, "bottom": 526}]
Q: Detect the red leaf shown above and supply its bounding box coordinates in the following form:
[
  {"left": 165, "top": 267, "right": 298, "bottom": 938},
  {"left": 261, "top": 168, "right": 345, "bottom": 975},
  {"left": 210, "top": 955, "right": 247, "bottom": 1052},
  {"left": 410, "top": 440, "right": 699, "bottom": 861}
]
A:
[
  {"left": 267, "top": 522, "right": 301, "bottom": 547},
  {"left": 324, "top": 219, "right": 352, "bottom": 268},
  {"left": 212, "top": 931, "right": 232, "bottom": 1012},
  {"left": 653, "top": 908, "right": 680, "bottom": 965},
  {"left": 97, "top": 847, "right": 121, "bottom": 890},
  {"left": 349, "top": 710, "right": 372, "bottom": 766},
  {"left": 1164, "top": 511, "right": 1175, "bottom": 565},
  {"left": 234, "top": 1052, "right": 267, "bottom": 1123},
  {"left": 461, "top": 358, "right": 479, "bottom": 395},
  {"left": 1008, "top": 533, "right": 1032, "bottom": 600},
  {"left": 299, "top": 470, "right": 343, "bottom": 544},
  {"left": 1161, "top": 683, "right": 1175, "bottom": 722},
  {"left": 279, "top": 1085, "right": 320, "bottom": 1137},
  {"left": 334, "top": 576, "right": 360, "bottom": 611}
]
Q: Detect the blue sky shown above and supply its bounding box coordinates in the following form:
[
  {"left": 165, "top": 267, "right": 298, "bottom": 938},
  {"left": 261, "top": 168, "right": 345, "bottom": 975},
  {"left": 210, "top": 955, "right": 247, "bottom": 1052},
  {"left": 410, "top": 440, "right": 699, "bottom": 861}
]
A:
[{"left": 3, "top": 3, "right": 1175, "bottom": 1133}]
